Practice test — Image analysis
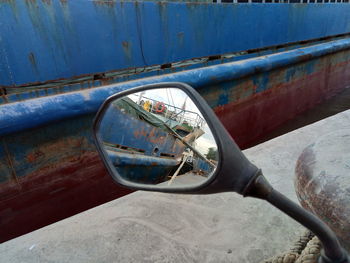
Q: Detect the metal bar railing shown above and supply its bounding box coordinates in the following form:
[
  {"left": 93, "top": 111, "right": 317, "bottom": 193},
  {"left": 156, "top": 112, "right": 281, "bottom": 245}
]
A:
[
  {"left": 131, "top": 93, "right": 205, "bottom": 129},
  {"left": 217, "top": 0, "right": 349, "bottom": 3}
]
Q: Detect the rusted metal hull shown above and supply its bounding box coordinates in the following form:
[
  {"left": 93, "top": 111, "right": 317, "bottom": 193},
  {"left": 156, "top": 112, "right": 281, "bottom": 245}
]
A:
[
  {"left": 2, "top": 43, "right": 350, "bottom": 242},
  {"left": 210, "top": 49, "right": 350, "bottom": 148},
  {"left": 0, "top": 115, "right": 132, "bottom": 242},
  {"left": 2, "top": 1, "right": 350, "bottom": 243}
]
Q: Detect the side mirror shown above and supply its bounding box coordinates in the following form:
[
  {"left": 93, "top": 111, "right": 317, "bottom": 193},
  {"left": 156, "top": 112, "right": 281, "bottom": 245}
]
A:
[
  {"left": 93, "top": 82, "right": 350, "bottom": 262},
  {"left": 93, "top": 82, "right": 260, "bottom": 194}
]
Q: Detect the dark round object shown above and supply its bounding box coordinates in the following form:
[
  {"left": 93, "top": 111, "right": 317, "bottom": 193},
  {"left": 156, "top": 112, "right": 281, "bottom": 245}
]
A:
[{"left": 295, "top": 129, "right": 350, "bottom": 252}]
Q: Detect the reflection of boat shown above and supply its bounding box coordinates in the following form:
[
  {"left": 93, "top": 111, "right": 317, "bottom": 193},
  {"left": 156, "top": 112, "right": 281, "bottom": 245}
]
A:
[
  {"left": 100, "top": 96, "right": 207, "bottom": 184},
  {"left": 2, "top": 1, "right": 350, "bottom": 241}
]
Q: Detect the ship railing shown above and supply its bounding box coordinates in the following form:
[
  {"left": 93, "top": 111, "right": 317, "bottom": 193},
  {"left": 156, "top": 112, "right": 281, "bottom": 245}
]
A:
[
  {"left": 132, "top": 94, "right": 205, "bottom": 129},
  {"left": 215, "top": 0, "right": 349, "bottom": 3}
]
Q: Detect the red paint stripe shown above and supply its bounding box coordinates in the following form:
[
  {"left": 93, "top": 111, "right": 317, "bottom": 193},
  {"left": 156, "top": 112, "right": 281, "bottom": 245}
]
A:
[
  {"left": 0, "top": 152, "right": 132, "bottom": 243},
  {"left": 214, "top": 60, "right": 350, "bottom": 149}
]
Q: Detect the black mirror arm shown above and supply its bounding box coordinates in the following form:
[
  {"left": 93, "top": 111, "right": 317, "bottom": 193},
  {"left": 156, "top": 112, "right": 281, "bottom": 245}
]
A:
[{"left": 244, "top": 175, "right": 349, "bottom": 263}]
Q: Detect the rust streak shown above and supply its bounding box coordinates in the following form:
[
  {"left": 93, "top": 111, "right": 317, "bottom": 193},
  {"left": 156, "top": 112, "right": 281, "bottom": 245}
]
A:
[
  {"left": 92, "top": 0, "right": 116, "bottom": 7},
  {"left": 4, "top": 33, "right": 350, "bottom": 91},
  {"left": 41, "top": 0, "right": 52, "bottom": 5},
  {"left": 28, "top": 52, "right": 36, "bottom": 67},
  {"left": 1, "top": 139, "right": 20, "bottom": 189}
]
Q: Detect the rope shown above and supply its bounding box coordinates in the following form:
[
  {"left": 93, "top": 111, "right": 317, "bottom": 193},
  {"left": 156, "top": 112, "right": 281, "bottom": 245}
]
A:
[
  {"left": 261, "top": 231, "right": 321, "bottom": 263},
  {"left": 295, "top": 237, "right": 321, "bottom": 263}
]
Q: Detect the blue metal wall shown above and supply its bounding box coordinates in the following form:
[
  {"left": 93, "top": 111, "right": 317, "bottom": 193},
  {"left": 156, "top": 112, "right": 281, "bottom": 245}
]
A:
[
  {"left": 1, "top": 36, "right": 350, "bottom": 137},
  {"left": 1, "top": 1, "right": 350, "bottom": 87}
]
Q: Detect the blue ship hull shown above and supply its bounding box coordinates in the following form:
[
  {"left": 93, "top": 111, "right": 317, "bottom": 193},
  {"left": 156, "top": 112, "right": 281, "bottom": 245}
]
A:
[{"left": 1, "top": 1, "right": 350, "bottom": 242}]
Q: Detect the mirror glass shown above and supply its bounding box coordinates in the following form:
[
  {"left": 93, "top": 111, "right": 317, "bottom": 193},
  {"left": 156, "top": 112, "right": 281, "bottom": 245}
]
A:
[{"left": 97, "top": 87, "right": 219, "bottom": 189}]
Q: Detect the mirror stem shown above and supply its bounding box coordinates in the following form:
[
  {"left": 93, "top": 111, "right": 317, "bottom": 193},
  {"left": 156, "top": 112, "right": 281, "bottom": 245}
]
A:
[{"left": 245, "top": 175, "right": 349, "bottom": 263}]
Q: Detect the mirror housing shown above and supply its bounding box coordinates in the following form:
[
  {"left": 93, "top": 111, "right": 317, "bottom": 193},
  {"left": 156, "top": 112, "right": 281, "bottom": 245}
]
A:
[
  {"left": 93, "top": 82, "right": 261, "bottom": 195},
  {"left": 93, "top": 83, "right": 350, "bottom": 263}
]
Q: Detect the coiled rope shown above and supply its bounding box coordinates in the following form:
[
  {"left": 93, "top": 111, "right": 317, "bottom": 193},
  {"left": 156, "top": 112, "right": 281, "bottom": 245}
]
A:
[{"left": 261, "top": 231, "right": 322, "bottom": 263}]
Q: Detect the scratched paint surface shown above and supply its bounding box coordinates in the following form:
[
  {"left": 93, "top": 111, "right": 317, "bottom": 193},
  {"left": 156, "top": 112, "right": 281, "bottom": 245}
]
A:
[
  {"left": 2, "top": 32, "right": 348, "bottom": 102},
  {"left": 2, "top": 37, "right": 350, "bottom": 136},
  {"left": 2, "top": 42, "right": 350, "bottom": 242},
  {"left": 1, "top": 1, "right": 350, "bottom": 87},
  {"left": 206, "top": 49, "right": 350, "bottom": 147},
  {"left": 0, "top": 114, "right": 132, "bottom": 242}
]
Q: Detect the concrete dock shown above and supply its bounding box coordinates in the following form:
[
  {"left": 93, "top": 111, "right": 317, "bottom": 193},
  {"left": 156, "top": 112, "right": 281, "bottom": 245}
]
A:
[{"left": 1, "top": 110, "right": 349, "bottom": 263}]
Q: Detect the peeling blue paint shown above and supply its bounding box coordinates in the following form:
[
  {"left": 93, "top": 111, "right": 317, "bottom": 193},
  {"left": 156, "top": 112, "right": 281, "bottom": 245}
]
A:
[
  {"left": 1, "top": 114, "right": 96, "bottom": 179},
  {"left": 1, "top": 1, "right": 350, "bottom": 87},
  {"left": 218, "top": 93, "right": 229, "bottom": 107},
  {"left": 305, "top": 59, "right": 318, "bottom": 75},
  {"left": 253, "top": 72, "right": 270, "bottom": 93},
  {"left": 1, "top": 37, "right": 350, "bottom": 137}
]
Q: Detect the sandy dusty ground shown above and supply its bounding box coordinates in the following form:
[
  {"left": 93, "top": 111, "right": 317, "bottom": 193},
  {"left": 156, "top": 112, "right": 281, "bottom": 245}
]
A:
[{"left": 1, "top": 110, "right": 349, "bottom": 263}]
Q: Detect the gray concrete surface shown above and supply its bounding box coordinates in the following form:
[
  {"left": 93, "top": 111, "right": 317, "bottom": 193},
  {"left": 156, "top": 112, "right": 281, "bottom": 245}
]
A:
[{"left": 1, "top": 110, "right": 349, "bottom": 263}]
